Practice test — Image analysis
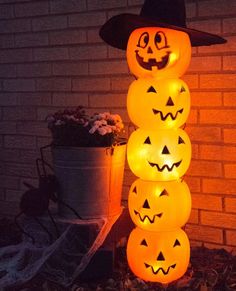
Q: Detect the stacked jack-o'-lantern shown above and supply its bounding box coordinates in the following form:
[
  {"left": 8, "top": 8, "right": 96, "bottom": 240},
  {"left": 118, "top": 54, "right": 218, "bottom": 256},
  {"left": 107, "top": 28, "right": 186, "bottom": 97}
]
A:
[
  {"left": 100, "top": 0, "right": 226, "bottom": 284},
  {"left": 126, "top": 26, "right": 192, "bottom": 284}
]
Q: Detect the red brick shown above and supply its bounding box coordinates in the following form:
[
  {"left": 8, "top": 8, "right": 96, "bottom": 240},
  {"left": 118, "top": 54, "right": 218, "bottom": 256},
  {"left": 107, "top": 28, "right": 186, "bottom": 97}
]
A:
[
  {"left": 201, "top": 210, "right": 236, "bottom": 230},
  {"left": 37, "top": 107, "right": 60, "bottom": 121},
  {"left": 36, "top": 78, "right": 71, "bottom": 92},
  {"left": 3, "top": 79, "right": 35, "bottom": 92},
  {"left": 0, "top": 18, "right": 31, "bottom": 33},
  {"left": 223, "top": 92, "right": 236, "bottom": 107},
  {"left": 108, "top": 46, "right": 126, "bottom": 59},
  {"left": 199, "top": 36, "right": 236, "bottom": 54},
  {"left": 204, "top": 242, "right": 231, "bottom": 251},
  {"left": 69, "top": 12, "right": 106, "bottom": 28},
  {"left": 32, "top": 15, "right": 67, "bottom": 32},
  {"left": 0, "top": 34, "right": 14, "bottom": 48},
  {"left": 0, "top": 148, "right": 20, "bottom": 162},
  {"left": 223, "top": 56, "right": 236, "bottom": 71},
  {"left": 186, "top": 2, "right": 197, "bottom": 19},
  {"left": 15, "top": 1, "right": 49, "bottom": 17},
  {"left": 188, "top": 160, "right": 222, "bottom": 178},
  {"left": 203, "top": 178, "right": 236, "bottom": 195},
  {"left": 225, "top": 198, "right": 236, "bottom": 213},
  {"left": 49, "top": 30, "right": 86, "bottom": 45},
  {"left": 188, "top": 19, "right": 221, "bottom": 34},
  {"left": 3, "top": 107, "right": 36, "bottom": 121},
  {"left": 72, "top": 77, "right": 110, "bottom": 92},
  {"left": 89, "top": 93, "right": 126, "bottom": 108},
  {"left": 111, "top": 76, "right": 135, "bottom": 91},
  {"left": 0, "top": 175, "right": 19, "bottom": 190},
  {"left": 224, "top": 129, "right": 236, "bottom": 144},
  {"left": 50, "top": 0, "right": 86, "bottom": 14},
  {"left": 0, "top": 4, "right": 14, "bottom": 19},
  {"left": 184, "top": 176, "right": 201, "bottom": 193},
  {"left": 0, "top": 92, "right": 17, "bottom": 106},
  {"left": 223, "top": 18, "right": 236, "bottom": 33},
  {"left": 16, "top": 121, "right": 49, "bottom": 137},
  {"left": 34, "top": 47, "right": 69, "bottom": 61},
  {"left": 89, "top": 60, "right": 129, "bottom": 75},
  {"left": 5, "top": 189, "right": 22, "bottom": 202},
  {"left": 69, "top": 45, "right": 107, "bottom": 60},
  {"left": 200, "top": 145, "right": 236, "bottom": 162},
  {"left": 192, "top": 194, "right": 222, "bottom": 211},
  {"left": 200, "top": 74, "right": 235, "bottom": 89},
  {"left": 88, "top": 0, "right": 126, "bottom": 10},
  {"left": 4, "top": 135, "right": 36, "bottom": 149},
  {"left": 0, "top": 200, "right": 19, "bottom": 216},
  {"left": 224, "top": 164, "right": 236, "bottom": 179},
  {"left": 53, "top": 62, "right": 88, "bottom": 76},
  {"left": 188, "top": 209, "right": 199, "bottom": 224},
  {"left": 6, "top": 163, "right": 37, "bottom": 178},
  {"left": 18, "top": 93, "right": 51, "bottom": 106},
  {"left": 0, "top": 48, "right": 32, "bottom": 64},
  {"left": 52, "top": 93, "right": 88, "bottom": 107},
  {"left": 185, "top": 224, "right": 223, "bottom": 244},
  {"left": 17, "top": 63, "right": 51, "bottom": 77},
  {"left": 191, "top": 92, "right": 222, "bottom": 107},
  {"left": 182, "top": 74, "right": 199, "bottom": 89},
  {"left": 200, "top": 109, "right": 236, "bottom": 125},
  {"left": 87, "top": 28, "right": 104, "bottom": 44},
  {"left": 198, "top": 0, "right": 236, "bottom": 17},
  {"left": 226, "top": 230, "right": 236, "bottom": 246},
  {"left": 19, "top": 149, "right": 41, "bottom": 164},
  {"left": 188, "top": 56, "right": 221, "bottom": 72},
  {"left": 186, "top": 109, "right": 197, "bottom": 124},
  {"left": 0, "top": 122, "right": 16, "bottom": 134},
  {"left": 15, "top": 32, "right": 49, "bottom": 48},
  {"left": 0, "top": 64, "right": 16, "bottom": 77},
  {"left": 186, "top": 126, "right": 222, "bottom": 143}
]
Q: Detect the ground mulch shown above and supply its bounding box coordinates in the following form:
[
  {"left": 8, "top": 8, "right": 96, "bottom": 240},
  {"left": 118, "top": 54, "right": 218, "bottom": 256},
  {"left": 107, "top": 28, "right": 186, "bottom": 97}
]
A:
[{"left": 0, "top": 217, "right": 235, "bottom": 291}]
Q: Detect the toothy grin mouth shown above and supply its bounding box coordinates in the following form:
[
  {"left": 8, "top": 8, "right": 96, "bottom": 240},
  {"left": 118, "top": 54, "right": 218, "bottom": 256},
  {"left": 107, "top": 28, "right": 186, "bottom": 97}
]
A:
[
  {"left": 144, "top": 263, "right": 176, "bottom": 275},
  {"left": 134, "top": 210, "right": 163, "bottom": 223},
  {"left": 152, "top": 108, "right": 184, "bottom": 121},
  {"left": 135, "top": 51, "right": 170, "bottom": 70},
  {"left": 148, "top": 160, "right": 182, "bottom": 172}
]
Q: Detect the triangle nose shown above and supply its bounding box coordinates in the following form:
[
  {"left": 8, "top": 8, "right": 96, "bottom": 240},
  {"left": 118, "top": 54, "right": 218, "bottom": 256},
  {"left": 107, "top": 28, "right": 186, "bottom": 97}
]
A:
[
  {"left": 162, "top": 145, "right": 170, "bottom": 155},
  {"left": 147, "top": 46, "right": 153, "bottom": 53},
  {"left": 142, "top": 199, "right": 150, "bottom": 209},
  {"left": 157, "top": 252, "right": 165, "bottom": 261},
  {"left": 166, "top": 97, "right": 174, "bottom": 106}
]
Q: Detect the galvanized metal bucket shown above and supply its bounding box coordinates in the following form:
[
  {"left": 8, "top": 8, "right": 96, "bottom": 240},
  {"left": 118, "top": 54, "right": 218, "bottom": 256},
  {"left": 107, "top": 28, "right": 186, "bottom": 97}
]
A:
[{"left": 52, "top": 143, "right": 126, "bottom": 219}]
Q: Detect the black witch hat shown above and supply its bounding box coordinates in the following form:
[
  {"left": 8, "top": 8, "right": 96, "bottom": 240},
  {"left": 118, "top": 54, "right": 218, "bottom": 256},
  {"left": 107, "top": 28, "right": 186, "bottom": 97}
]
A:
[{"left": 99, "top": 0, "right": 226, "bottom": 50}]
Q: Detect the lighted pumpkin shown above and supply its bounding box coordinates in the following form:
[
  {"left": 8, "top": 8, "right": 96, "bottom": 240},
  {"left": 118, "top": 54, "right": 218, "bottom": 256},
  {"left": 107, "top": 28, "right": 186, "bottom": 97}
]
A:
[
  {"left": 127, "top": 77, "right": 190, "bottom": 129},
  {"left": 128, "top": 179, "right": 191, "bottom": 231},
  {"left": 127, "top": 227, "right": 190, "bottom": 283},
  {"left": 127, "top": 27, "right": 191, "bottom": 79},
  {"left": 127, "top": 128, "right": 191, "bottom": 181}
]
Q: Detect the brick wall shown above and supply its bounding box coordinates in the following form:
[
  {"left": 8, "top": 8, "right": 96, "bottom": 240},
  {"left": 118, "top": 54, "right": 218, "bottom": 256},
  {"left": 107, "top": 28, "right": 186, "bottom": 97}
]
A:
[{"left": 0, "top": 0, "right": 235, "bottom": 250}]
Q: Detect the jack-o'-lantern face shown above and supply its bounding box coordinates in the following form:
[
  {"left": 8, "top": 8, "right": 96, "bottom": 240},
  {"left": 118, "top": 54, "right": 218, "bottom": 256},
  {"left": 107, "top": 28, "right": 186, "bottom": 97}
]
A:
[
  {"left": 127, "top": 227, "right": 190, "bottom": 283},
  {"left": 127, "top": 78, "right": 190, "bottom": 129},
  {"left": 128, "top": 179, "right": 191, "bottom": 231},
  {"left": 127, "top": 128, "right": 191, "bottom": 181},
  {"left": 127, "top": 27, "right": 191, "bottom": 79}
]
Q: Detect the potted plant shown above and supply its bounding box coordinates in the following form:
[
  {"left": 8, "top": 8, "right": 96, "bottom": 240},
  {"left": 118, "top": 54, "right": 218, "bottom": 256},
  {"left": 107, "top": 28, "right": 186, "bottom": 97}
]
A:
[{"left": 47, "top": 106, "right": 126, "bottom": 219}]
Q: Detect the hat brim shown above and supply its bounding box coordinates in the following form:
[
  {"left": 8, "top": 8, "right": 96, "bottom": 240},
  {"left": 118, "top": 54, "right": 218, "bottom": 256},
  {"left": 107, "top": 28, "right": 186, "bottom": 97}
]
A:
[{"left": 99, "top": 13, "right": 226, "bottom": 50}]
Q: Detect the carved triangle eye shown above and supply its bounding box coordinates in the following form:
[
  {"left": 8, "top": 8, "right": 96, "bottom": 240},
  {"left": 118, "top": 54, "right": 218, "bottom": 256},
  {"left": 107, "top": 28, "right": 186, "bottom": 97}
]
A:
[
  {"left": 173, "top": 239, "right": 181, "bottom": 247},
  {"left": 132, "top": 186, "right": 137, "bottom": 194},
  {"left": 144, "top": 137, "right": 151, "bottom": 144},
  {"left": 160, "top": 189, "right": 169, "bottom": 197},
  {"left": 180, "top": 86, "right": 186, "bottom": 93},
  {"left": 147, "top": 86, "right": 157, "bottom": 93},
  {"left": 140, "top": 239, "right": 148, "bottom": 246},
  {"left": 178, "top": 136, "right": 185, "bottom": 144}
]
